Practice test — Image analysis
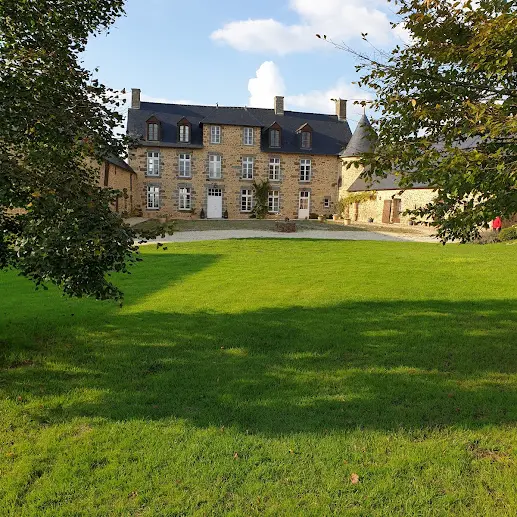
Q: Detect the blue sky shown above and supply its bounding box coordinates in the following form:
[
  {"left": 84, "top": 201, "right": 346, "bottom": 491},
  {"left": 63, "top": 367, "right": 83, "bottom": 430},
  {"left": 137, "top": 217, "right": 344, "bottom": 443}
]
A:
[{"left": 83, "top": 0, "right": 406, "bottom": 128}]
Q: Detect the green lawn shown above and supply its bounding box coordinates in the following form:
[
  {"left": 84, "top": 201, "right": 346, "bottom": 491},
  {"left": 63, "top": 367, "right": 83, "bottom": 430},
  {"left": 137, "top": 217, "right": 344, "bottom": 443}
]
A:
[{"left": 1, "top": 240, "right": 517, "bottom": 516}]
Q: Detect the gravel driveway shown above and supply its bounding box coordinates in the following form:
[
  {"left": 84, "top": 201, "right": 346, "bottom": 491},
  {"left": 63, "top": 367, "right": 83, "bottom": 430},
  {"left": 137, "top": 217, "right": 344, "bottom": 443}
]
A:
[{"left": 138, "top": 229, "right": 439, "bottom": 244}]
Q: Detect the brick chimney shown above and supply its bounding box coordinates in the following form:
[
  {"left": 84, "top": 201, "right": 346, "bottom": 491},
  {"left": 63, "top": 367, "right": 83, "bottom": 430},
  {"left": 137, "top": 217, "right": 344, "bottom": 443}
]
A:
[
  {"left": 131, "top": 88, "right": 141, "bottom": 110},
  {"left": 335, "top": 98, "right": 347, "bottom": 121},
  {"left": 274, "top": 96, "right": 285, "bottom": 116}
]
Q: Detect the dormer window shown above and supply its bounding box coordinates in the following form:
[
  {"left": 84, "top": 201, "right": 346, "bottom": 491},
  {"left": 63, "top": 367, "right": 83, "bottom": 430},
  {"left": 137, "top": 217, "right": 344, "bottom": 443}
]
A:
[
  {"left": 270, "top": 129, "right": 280, "bottom": 147},
  {"left": 178, "top": 118, "right": 191, "bottom": 143},
  {"left": 301, "top": 131, "right": 312, "bottom": 149},
  {"left": 267, "top": 122, "right": 282, "bottom": 148},
  {"left": 297, "top": 123, "right": 313, "bottom": 149},
  {"left": 147, "top": 122, "right": 159, "bottom": 141}
]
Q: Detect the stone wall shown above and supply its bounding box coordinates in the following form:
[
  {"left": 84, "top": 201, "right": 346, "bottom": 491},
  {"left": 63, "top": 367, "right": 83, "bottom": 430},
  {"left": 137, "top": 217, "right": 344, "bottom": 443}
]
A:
[
  {"left": 97, "top": 161, "right": 135, "bottom": 214},
  {"left": 130, "top": 124, "right": 341, "bottom": 220},
  {"left": 344, "top": 189, "right": 436, "bottom": 224}
]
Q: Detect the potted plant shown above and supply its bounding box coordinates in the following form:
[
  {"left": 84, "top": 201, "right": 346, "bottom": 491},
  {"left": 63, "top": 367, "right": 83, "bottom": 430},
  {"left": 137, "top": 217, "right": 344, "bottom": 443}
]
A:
[
  {"left": 223, "top": 209, "right": 229, "bottom": 219},
  {"left": 368, "top": 217, "right": 374, "bottom": 223},
  {"left": 318, "top": 214, "right": 326, "bottom": 222},
  {"left": 199, "top": 208, "right": 206, "bottom": 219},
  {"left": 332, "top": 214, "right": 340, "bottom": 221},
  {"left": 343, "top": 217, "right": 352, "bottom": 226}
]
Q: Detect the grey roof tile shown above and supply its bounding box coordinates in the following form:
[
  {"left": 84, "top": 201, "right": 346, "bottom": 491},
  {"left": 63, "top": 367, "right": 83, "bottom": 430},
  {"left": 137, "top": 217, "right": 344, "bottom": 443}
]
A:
[
  {"left": 106, "top": 155, "right": 135, "bottom": 173},
  {"left": 341, "top": 114, "right": 376, "bottom": 157},
  {"left": 128, "top": 102, "right": 352, "bottom": 155},
  {"left": 348, "top": 174, "right": 429, "bottom": 192}
]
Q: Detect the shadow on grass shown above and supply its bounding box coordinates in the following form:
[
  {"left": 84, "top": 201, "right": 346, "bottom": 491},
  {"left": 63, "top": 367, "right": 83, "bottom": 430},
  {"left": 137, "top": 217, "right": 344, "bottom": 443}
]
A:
[{"left": 3, "top": 297, "right": 517, "bottom": 434}]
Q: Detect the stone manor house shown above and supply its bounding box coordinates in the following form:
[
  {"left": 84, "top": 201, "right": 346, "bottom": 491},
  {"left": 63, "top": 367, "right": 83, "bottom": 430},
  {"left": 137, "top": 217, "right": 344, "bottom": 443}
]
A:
[
  {"left": 125, "top": 89, "right": 437, "bottom": 223},
  {"left": 127, "top": 89, "right": 354, "bottom": 220}
]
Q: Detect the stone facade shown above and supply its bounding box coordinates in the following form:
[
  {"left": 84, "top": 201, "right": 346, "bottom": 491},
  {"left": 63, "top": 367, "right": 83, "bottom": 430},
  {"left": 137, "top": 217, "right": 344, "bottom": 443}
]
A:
[
  {"left": 97, "top": 160, "right": 135, "bottom": 214},
  {"left": 339, "top": 158, "right": 436, "bottom": 224},
  {"left": 130, "top": 124, "right": 341, "bottom": 220}
]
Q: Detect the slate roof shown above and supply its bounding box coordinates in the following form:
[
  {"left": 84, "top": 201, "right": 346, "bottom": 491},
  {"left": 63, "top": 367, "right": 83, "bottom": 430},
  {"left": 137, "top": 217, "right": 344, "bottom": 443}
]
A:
[
  {"left": 348, "top": 174, "right": 429, "bottom": 192},
  {"left": 127, "top": 102, "right": 352, "bottom": 156},
  {"left": 106, "top": 155, "right": 135, "bottom": 173},
  {"left": 340, "top": 114, "right": 376, "bottom": 157}
]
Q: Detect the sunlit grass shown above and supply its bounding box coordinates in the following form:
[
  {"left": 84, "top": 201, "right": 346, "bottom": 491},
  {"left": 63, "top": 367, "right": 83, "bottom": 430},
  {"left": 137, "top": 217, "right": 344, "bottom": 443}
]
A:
[{"left": 1, "top": 240, "right": 517, "bottom": 516}]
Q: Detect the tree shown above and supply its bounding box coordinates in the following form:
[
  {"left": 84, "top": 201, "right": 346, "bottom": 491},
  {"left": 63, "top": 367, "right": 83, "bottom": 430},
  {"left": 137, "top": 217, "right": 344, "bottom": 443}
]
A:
[
  {"left": 0, "top": 0, "right": 151, "bottom": 300},
  {"left": 326, "top": 0, "right": 517, "bottom": 242}
]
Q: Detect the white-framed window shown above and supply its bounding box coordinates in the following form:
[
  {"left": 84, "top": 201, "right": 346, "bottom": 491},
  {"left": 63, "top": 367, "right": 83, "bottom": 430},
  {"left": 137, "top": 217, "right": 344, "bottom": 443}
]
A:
[
  {"left": 268, "top": 191, "right": 280, "bottom": 213},
  {"left": 147, "top": 123, "right": 159, "bottom": 141},
  {"left": 178, "top": 154, "right": 191, "bottom": 177},
  {"left": 301, "top": 131, "right": 312, "bottom": 149},
  {"left": 179, "top": 124, "right": 190, "bottom": 143},
  {"left": 147, "top": 185, "right": 160, "bottom": 209},
  {"left": 147, "top": 151, "right": 160, "bottom": 176},
  {"left": 270, "top": 129, "right": 281, "bottom": 148},
  {"left": 241, "top": 157, "right": 254, "bottom": 179},
  {"left": 179, "top": 187, "right": 191, "bottom": 210},
  {"left": 243, "top": 127, "right": 254, "bottom": 145},
  {"left": 241, "top": 189, "right": 253, "bottom": 212},
  {"left": 300, "top": 159, "right": 312, "bottom": 182},
  {"left": 209, "top": 154, "right": 222, "bottom": 179},
  {"left": 269, "top": 157, "right": 280, "bottom": 181},
  {"left": 210, "top": 126, "right": 221, "bottom": 144},
  {"left": 324, "top": 197, "right": 331, "bottom": 208}
]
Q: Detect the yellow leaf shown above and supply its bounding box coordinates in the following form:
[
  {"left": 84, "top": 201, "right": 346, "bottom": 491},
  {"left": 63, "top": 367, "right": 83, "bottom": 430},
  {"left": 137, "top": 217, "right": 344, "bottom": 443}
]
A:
[{"left": 411, "top": 99, "right": 417, "bottom": 108}]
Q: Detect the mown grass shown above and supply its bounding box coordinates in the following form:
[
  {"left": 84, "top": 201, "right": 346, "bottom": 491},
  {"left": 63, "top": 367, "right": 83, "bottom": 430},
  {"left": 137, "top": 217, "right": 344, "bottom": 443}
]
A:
[{"left": 1, "top": 240, "right": 517, "bottom": 516}]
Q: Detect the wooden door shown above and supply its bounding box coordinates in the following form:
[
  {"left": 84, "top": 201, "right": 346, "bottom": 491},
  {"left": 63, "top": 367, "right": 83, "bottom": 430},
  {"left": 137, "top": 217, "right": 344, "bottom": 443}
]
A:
[
  {"left": 382, "top": 200, "right": 392, "bottom": 223},
  {"left": 392, "top": 199, "right": 401, "bottom": 223}
]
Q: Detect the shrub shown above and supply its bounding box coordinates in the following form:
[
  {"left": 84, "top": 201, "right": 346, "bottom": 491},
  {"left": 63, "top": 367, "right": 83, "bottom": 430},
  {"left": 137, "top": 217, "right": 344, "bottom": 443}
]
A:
[{"left": 500, "top": 225, "right": 517, "bottom": 242}]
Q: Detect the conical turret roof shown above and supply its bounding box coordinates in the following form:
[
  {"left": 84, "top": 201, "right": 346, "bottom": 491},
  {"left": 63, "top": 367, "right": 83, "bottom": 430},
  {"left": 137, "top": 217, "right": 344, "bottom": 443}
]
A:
[{"left": 340, "top": 115, "right": 376, "bottom": 157}]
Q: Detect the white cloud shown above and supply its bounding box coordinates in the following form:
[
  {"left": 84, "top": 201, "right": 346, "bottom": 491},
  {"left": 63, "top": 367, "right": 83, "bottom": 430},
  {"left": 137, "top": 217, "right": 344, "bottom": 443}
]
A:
[
  {"left": 248, "top": 61, "right": 285, "bottom": 108},
  {"left": 212, "top": 0, "right": 399, "bottom": 55},
  {"left": 248, "top": 61, "right": 374, "bottom": 125}
]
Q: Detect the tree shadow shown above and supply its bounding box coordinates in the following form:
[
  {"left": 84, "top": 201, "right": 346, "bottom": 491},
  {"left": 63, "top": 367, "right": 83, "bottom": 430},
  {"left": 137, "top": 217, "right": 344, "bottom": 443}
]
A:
[{"left": 3, "top": 298, "right": 517, "bottom": 434}]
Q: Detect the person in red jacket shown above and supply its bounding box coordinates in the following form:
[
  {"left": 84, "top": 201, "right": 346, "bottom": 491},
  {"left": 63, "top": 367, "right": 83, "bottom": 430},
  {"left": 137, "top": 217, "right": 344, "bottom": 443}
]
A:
[{"left": 492, "top": 216, "right": 502, "bottom": 233}]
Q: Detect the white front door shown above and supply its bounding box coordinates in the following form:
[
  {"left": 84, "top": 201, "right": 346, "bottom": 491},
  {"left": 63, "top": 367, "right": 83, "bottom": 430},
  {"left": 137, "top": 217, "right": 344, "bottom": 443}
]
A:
[
  {"left": 298, "top": 191, "right": 310, "bottom": 219},
  {"left": 207, "top": 188, "right": 223, "bottom": 219}
]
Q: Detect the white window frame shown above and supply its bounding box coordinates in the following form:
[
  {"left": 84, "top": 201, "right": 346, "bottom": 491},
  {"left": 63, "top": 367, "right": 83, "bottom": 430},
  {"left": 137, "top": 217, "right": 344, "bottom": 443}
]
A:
[
  {"left": 268, "top": 191, "right": 280, "bottom": 213},
  {"left": 147, "top": 151, "right": 160, "bottom": 177},
  {"left": 210, "top": 126, "right": 221, "bottom": 144},
  {"left": 179, "top": 187, "right": 192, "bottom": 211},
  {"left": 301, "top": 131, "right": 312, "bottom": 149},
  {"left": 241, "top": 157, "right": 254, "bottom": 180},
  {"left": 241, "top": 189, "right": 253, "bottom": 212},
  {"left": 147, "top": 185, "right": 160, "bottom": 210},
  {"left": 209, "top": 154, "right": 222, "bottom": 179},
  {"left": 324, "top": 198, "right": 331, "bottom": 209},
  {"left": 179, "top": 124, "right": 190, "bottom": 143},
  {"left": 178, "top": 154, "right": 191, "bottom": 177},
  {"left": 243, "top": 127, "right": 254, "bottom": 146},
  {"left": 269, "top": 157, "right": 280, "bottom": 181},
  {"left": 270, "top": 129, "right": 281, "bottom": 148},
  {"left": 147, "top": 123, "right": 159, "bottom": 141},
  {"left": 300, "top": 159, "right": 312, "bottom": 182}
]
